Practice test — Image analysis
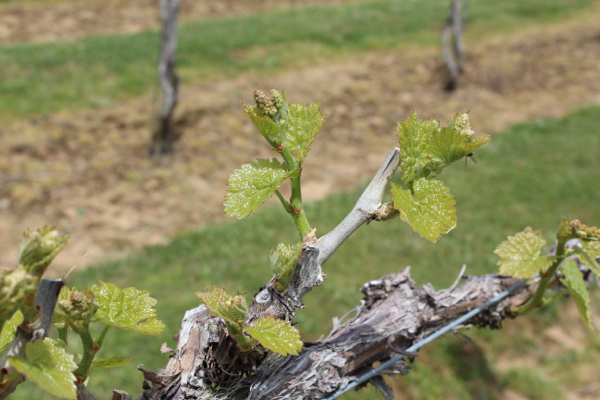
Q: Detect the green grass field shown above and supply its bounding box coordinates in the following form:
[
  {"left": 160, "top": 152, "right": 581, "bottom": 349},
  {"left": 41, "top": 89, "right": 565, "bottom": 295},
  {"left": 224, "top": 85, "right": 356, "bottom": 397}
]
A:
[
  {"left": 0, "top": 0, "right": 593, "bottom": 121},
  {"left": 10, "top": 106, "right": 600, "bottom": 399}
]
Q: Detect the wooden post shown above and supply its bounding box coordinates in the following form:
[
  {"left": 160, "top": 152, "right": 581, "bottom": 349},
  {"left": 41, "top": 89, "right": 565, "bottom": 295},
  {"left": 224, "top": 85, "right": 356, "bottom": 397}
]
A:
[
  {"left": 442, "top": 0, "right": 463, "bottom": 91},
  {"left": 149, "top": 0, "right": 181, "bottom": 157}
]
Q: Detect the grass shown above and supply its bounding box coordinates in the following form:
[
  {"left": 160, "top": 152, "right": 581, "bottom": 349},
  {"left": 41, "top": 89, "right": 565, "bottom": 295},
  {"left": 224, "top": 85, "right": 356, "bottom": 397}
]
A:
[
  {"left": 0, "top": 0, "right": 595, "bottom": 121},
  {"left": 10, "top": 106, "right": 600, "bottom": 399},
  {"left": 501, "top": 368, "right": 563, "bottom": 400}
]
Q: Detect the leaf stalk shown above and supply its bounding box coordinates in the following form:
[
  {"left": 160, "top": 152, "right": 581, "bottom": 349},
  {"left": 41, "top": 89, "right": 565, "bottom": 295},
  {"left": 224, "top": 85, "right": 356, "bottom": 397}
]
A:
[
  {"left": 278, "top": 148, "right": 311, "bottom": 237},
  {"left": 512, "top": 238, "right": 567, "bottom": 316}
]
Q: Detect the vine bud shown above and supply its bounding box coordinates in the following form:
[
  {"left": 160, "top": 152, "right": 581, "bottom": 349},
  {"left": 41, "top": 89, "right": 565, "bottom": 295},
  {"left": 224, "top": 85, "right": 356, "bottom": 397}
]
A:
[
  {"left": 18, "top": 226, "right": 68, "bottom": 277},
  {"left": 57, "top": 289, "right": 98, "bottom": 324},
  {"left": 270, "top": 89, "right": 286, "bottom": 113},
  {"left": 253, "top": 90, "right": 277, "bottom": 117},
  {"left": 557, "top": 218, "right": 600, "bottom": 240},
  {"left": 449, "top": 113, "right": 474, "bottom": 137}
]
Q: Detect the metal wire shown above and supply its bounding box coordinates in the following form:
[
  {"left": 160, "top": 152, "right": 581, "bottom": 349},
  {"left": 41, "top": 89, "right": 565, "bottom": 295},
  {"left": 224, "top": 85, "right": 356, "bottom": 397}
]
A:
[{"left": 322, "top": 279, "right": 527, "bottom": 399}]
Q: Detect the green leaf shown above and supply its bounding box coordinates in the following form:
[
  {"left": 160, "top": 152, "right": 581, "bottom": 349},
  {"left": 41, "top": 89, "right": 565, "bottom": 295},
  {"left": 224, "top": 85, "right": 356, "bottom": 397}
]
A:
[
  {"left": 396, "top": 111, "right": 439, "bottom": 182},
  {"left": 426, "top": 125, "right": 490, "bottom": 174},
  {"left": 225, "top": 158, "right": 296, "bottom": 219},
  {"left": 244, "top": 316, "right": 303, "bottom": 356},
  {"left": 391, "top": 178, "right": 457, "bottom": 242},
  {"left": 244, "top": 104, "right": 285, "bottom": 145},
  {"left": 52, "top": 286, "right": 72, "bottom": 324},
  {"left": 283, "top": 103, "right": 325, "bottom": 162},
  {"left": 270, "top": 242, "right": 303, "bottom": 291},
  {"left": 195, "top": 286, "right": 254, "bottom": 350},
  {"left": 0, "top": 310, "right": 23, "bottom": 352},
  {"left": 90, "top": 356, "right": 130, "bottom": 374},
  {"left": 8, "top": 338, "right": 77, "bottom": 399},
  {"left": 494, "top": 227, "right": 554, "bottom": 279},
  {"left": 58, "top": 286, "right": 72, "bottom": 302},
  {"left": 397, "top": 112, "right": 489, "bottom": 182},
  {"left": 576, "top": 240, "right": 600, "bottom": 277},
  {"left": 561, "top": 259, "right": 594, "bottom": 332},
  {"left": 92, "top": 282, "right": 164, "bottom": 335},
  {"left": 195, "top": 285, "right": 248, "bottom": 324}
]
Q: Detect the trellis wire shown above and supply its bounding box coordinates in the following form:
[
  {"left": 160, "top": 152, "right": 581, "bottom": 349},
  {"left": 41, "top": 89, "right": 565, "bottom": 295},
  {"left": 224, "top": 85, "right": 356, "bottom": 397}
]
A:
[{"left": 323, "top": 278, "right": 527, "bottom": 400}]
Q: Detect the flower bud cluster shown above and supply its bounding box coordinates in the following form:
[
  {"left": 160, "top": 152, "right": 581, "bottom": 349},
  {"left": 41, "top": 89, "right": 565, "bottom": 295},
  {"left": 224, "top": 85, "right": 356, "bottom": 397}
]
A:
[
  {"left": 253, "top": 89, "right": 287, "bottom": 120},
  {"left": 57, "top": 289, "right": 98, "bottom": 324},
  {"left": 254, "top": 90, "right": 277, "bottom": 117},
  {"left": 454, "top": 113, "right": 474, "bottom": 137},
  {"left": 560, "top": 218, "right": 600, "bottom": 240},
  {"left": 270, "top": 89, "right": 286, "bottom": 111}
]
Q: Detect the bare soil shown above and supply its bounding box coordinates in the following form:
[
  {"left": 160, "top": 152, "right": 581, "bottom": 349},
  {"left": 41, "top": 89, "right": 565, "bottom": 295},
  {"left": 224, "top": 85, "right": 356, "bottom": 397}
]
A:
[
  {"left": 0, "top": 0, "right": 352, "bottom": 45},
  {"left": 1, "top": 16, "right": 600, "bottom": 276}
]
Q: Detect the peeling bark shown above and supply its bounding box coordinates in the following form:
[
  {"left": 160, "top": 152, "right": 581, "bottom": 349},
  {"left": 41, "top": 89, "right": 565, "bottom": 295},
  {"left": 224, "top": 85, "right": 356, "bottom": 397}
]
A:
[
  {"left": 138, "top": 266, "right": 544, "bottom": 400},
  {"left": 125, "top": 253, "right": 597, "bottom": 400}
]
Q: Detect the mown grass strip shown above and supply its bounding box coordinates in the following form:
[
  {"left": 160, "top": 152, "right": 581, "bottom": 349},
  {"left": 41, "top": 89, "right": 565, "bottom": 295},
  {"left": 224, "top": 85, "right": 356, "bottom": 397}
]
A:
[
  {"left": 0, "top": 0, "right": 594, "bottom": 121},
  {"left": 11, "top": 106, "right": 600, "bottom": 399}
]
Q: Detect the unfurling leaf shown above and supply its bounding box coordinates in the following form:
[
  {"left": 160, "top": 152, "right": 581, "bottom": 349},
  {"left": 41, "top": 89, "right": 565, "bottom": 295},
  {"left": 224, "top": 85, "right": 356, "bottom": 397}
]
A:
[
  {"left": 397, "top": 112, "right": 489, "bottom": 183},
  {"left": 90, "top": 356, "right": 131, "bottom": 374},
  {"left": 52, "top": 286, "right": 73, "bottom": 325},
  {"left": 195, "top": 286, "right": 254, "bottom": 350},
  {"left": 426, "top": 122, "right": 489, "bottom": 174},
  {"left": 57, "top": 285, "right": 72, "bottom": 302},
  {"left": 576, "top": 240, "right": 600, "bottom": 277},
  {"left": 0, "top": 265, "right": 36, "bottom": 327},
  {"left": 8, "top": 338, "right": 77, "bottom": 399},
  {"left": 561, "top": 259, "right": 594, "bottom": 332},
  {"left": 244, "top": 90, "right": 289, "bottom": 145},
  {"left": 270, "top": 242, "right": 303, "bottom": 291},
  {"left": 397, "top": 111, "right": 439, "bottom": 183},
  {"left": 92, "top": 282, "right": 164, "bottom": 335},
  {"left": 244, "top": 316, "right": 303, "bottom": 356},
  {"left": 391, "top": 178, "right": 457, "bottom": 243},
  {"left": 0, "top": 310, "right": 23, "bottom": 352},
  {"left": 494, "top": 227, "right": 553, "bottom": 279},
  {"left": 244, "top": 105, "right": 285, "bottom": 145},
  {"left": 18, "top": 226, "right": 68, "bottom": 277},
  {"left": 225, "top": 158, "right": 297, "bottom": 219},
  {"left": 195, "top": 285, "right": 248, "bottom": 324},
  {"left": 283, "top": 103, "right": 325, "bottom": 162}
]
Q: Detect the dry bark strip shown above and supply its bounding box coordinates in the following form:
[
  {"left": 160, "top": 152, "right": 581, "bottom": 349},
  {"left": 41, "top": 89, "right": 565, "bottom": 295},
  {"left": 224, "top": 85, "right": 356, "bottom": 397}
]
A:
[{"left": 0, "top": 279, "right": 64, "bottom": 400}]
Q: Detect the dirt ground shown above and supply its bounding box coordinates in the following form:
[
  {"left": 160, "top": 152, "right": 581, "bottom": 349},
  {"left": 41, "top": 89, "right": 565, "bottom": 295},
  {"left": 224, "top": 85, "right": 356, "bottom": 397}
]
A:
[
  {"left": 1, "top": 15, "right": 600, "bottom": 276},
  {"left": 0, "top": 0, "right": 352, "bottom": 44}
]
